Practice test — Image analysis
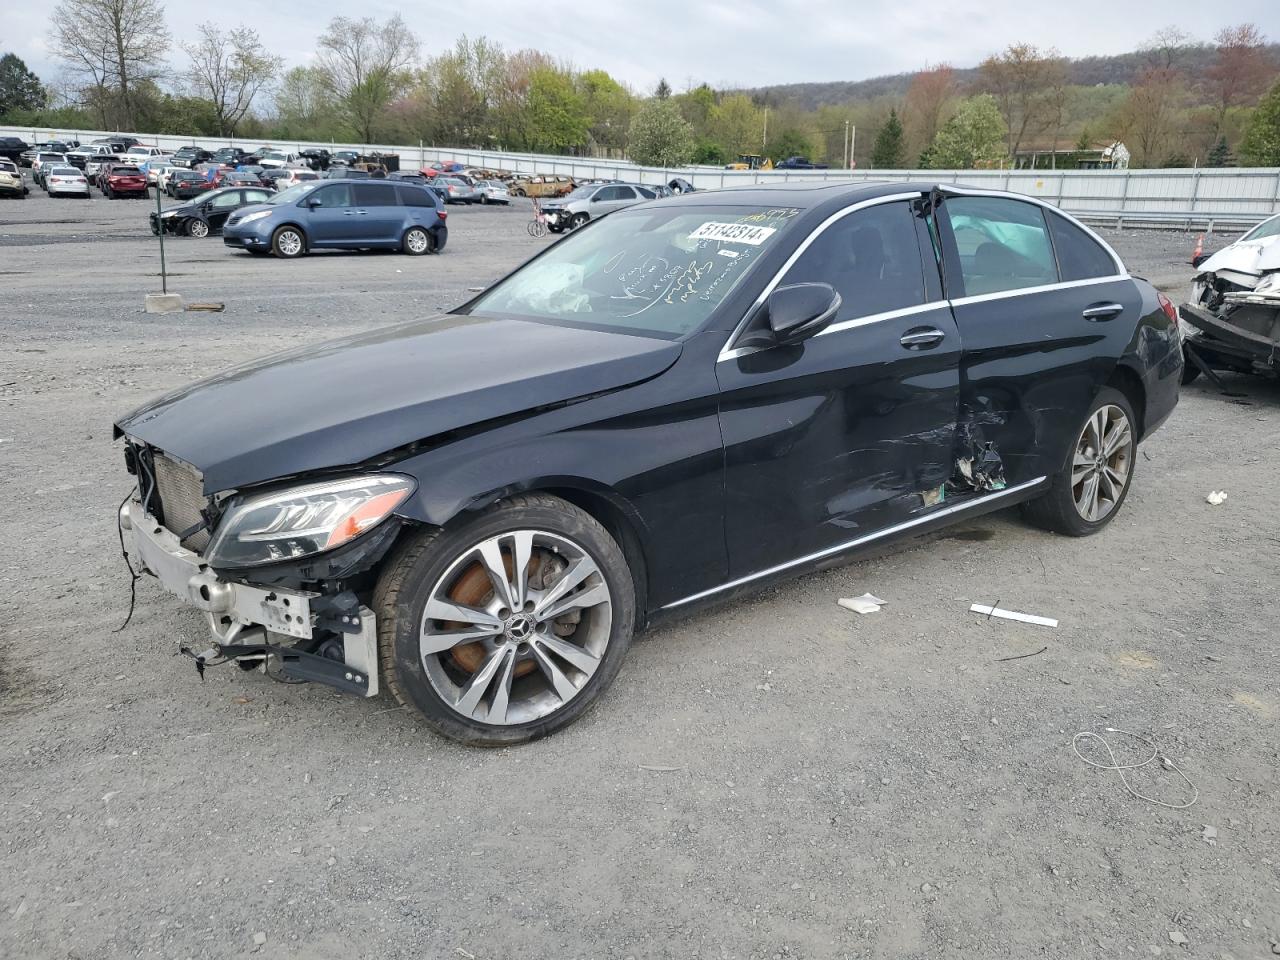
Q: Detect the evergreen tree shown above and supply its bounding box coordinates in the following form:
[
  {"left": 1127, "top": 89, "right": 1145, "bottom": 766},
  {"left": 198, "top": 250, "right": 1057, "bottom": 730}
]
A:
[
  {"left": 654, "top": 77, "right": 672, "bottom": 100},
  {"left": 1206, "top": 136, "right": 1233, "bottom": 167},
  {"left": 1240, "top": 80, "right": 1280, "bottom": 167},
  {"left": 0, "top": 53, "right": 46, "bottom": 117},
  {"left": 871, "top": 109, "right": 905, "bottom": 168}
]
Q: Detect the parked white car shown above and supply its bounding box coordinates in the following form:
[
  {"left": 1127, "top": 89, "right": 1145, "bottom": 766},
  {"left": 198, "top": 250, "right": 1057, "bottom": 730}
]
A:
[
  {"left": 125, "top": 146, "right": 168, "bottom": 162},
  {"left": 31, "top": 152, "right": 69, "bottom": 187},
  {"left": 259, "top": 150, "right": 300, "bottom": 169},
  {"left": 44, "top": 165, "right": 90, "bottom": 197},
  {"left": 141, "top": 159, "right": 177, "bottom": 186},
  {"left": 277, "top": 168, "right": 320, "bottom": 189}
]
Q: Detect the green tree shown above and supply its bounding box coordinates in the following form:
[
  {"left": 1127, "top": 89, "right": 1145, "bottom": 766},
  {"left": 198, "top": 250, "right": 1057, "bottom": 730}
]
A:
[
  {"left": 926, "top": 94, "right": 1008, "bottom": 168},
  {"left": 711, "top": 93, "right": 763, "bottom": 157},
  {"left": 768, "top": 128, "right": 813, "bottom": 163},
  {"left": 691, "top": 139, "right": 726, "bottom": 165},
  {"left": 1206, "top": 136, "right": 1234, "bottom": 167},
  {"left": 525, "top": 67, "right": 589, "bottom": 152},
  {"left": 0, "top": 53, "right": 46, "bottom": 116},
  {"left": 1240, "top": 80, "right": 1280, "bottom": 166},
  {"left": 871, "top": 108, "right": 905, "bottom": 168},
  {"left": 654, "top": 77, "right": 671, "bottom": 100},
  {"left": 627, "top": 98, "right": 695, "bottom": 167},
  {"left": 316, "top": 15, "right": 419, "bottom": 143},
  {"left": 674, "top": 83, "right": 716, "bottom": 135},
  {"left": 578, "top": 69, "right": 634, "bottom": 154}
]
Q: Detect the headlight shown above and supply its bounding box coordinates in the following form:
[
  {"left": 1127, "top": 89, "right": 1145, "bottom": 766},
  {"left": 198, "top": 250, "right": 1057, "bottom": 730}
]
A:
[
  {"left": 161, "top": 210, "right": 177, "bottom": 218},
  {"left": 205, "top": 474, "right": 415, "bottom": 568},
  {"left": 237, "top": 210, "right": 272, "bottom": 226}
]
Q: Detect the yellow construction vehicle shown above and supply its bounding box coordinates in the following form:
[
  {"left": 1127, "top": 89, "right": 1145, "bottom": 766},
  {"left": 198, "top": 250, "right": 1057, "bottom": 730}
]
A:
[{"left": 724, "top": 154, "right": 773, "bottom": 171}]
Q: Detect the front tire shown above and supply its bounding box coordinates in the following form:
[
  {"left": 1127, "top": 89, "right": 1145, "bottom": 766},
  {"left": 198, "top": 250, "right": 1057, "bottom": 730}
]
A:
[
  {"left": 374, "top": 494, "right": 636, "bottom": 745},
  {"left": 569, "top": 212, "right": 589, "bottom": 230},
  {"left": 1021, "top": 386, "right": 1137, "bottom": 536},
  {"left": 187, "top": 218, "right": 210, "bottom": 238},
  {"left": 271, "top": 226, "right": 305, "bottom": 258}
]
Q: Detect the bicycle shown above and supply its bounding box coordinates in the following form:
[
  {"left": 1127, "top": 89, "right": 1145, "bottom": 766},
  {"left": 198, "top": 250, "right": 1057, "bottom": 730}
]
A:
[{"left": 527, "top": 198, "right": 548, "bottom": 238}]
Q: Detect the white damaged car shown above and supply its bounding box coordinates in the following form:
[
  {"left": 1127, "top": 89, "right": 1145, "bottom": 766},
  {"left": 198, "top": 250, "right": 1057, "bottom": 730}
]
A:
[{"left": 1181, "top": 214, "right": 1280, "bottom": 383}]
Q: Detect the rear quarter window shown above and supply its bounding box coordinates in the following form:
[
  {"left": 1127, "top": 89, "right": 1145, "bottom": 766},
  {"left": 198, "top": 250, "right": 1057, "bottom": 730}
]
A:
[{"left": 1047, "top": 211, "right": 1118, "bottom": 281}]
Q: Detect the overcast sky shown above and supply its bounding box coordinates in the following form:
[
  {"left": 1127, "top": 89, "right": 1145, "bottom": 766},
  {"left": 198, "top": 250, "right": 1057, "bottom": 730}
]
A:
[{"left": 8, "top": 0, "right": 1278, "bottom": 94}]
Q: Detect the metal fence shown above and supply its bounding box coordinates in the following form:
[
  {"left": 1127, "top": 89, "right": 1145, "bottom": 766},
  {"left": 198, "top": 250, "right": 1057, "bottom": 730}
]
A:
[{"left": 6, "top": 125, "right": 1279, "bottom": 230}]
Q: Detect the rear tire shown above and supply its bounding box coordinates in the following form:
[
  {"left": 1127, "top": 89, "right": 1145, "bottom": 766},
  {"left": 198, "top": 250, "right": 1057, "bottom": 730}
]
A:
[
  {"left": 402, "top": 226, "right": 430, "bottom": 255},
  {"left": 1021, "top": 386, "right": 1137, "bottom": 537},
  {"left": 271, "top": 226, "right": 305, "bottom": 258},
  {"left": 374, "top": 493, "right": 636, "bottom": 745}
]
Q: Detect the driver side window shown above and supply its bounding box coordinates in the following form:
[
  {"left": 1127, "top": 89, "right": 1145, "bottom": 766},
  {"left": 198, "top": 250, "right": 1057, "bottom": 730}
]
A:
[
  {"left": 309, "top": 184, "right": 352, "bottom": 208},
  {"left": 780, "top": 201, "right": 928, "bottom": 322}
]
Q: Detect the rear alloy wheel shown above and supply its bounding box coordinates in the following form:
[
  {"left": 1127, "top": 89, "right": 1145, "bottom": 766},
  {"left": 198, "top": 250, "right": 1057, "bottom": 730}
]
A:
[
  {"left": 271, "top": 226, "right": 305, "bottom": 258},
  {"left": 402, "top": 226, "right": 430, "bottom": 255},
  {"left": 1021, "top": 386, "right": 1137, "bottom": 536},
  {"left": 375, "top": 494, "right": 635, "bottom": 745},
  {"left": 186, "top": 218, "right": 210, "bottom": 239}
]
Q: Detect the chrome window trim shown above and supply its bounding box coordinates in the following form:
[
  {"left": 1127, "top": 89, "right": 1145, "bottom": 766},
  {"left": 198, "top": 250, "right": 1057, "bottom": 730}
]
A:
[
  {"left": 717, "top": 184, "right": 1137, "bottom": 362},
  {"left": 948, "top": 272, "right": 1133, "bottom": 307},
  {"left": 717, "top": 190, "right": 925, "bottom": 362},
  {"left": 662, "top": 476, "right": 1047, "bottom": 610}
]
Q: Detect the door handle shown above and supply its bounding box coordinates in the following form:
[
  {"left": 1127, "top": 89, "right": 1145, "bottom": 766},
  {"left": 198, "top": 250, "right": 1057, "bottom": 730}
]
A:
[
  {"left": 899, "top": 327, "right": 946, "bottom": 349},
  {"left": 1082, "top": 302, "right": 1124, "bottom": 321},
  {"left": 343, "top": 210, "right": 357, "bottom": 215}
]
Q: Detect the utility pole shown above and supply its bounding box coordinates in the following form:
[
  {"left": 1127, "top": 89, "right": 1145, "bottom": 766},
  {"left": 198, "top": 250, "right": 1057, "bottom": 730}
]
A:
[
  {"left": 762, "top": 107, "right": 769, "bottom": 149},
  {"left": 849, "top": 125, "right": 856, "bottom": 169},
  {"left": 843, "top": 121, "right": 850, "bottom": 169}
]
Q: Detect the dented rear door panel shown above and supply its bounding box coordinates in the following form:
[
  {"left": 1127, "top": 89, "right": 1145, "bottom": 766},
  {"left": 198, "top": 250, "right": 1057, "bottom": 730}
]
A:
[{"left": 945, "top": 278, "right": 1141, "bottom": 484}]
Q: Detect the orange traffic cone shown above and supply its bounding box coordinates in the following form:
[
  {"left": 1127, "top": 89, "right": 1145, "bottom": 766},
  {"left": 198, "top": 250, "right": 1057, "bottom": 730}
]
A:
[{"left": 1191, "top": 233, "right": 1204, "bottom": 263}]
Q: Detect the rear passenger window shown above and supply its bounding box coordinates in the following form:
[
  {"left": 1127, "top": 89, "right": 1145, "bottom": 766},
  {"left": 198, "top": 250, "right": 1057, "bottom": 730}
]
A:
[
  {"left": 946, "top": 197, "right": 1057, "bottom": 295},
  {"left": 397, "top": 185, "right": 434, "bottom": 207},
  {"left": 1047, "top": 211, "right": 1118, "bottom": 281},
  {"left": 780, "top": 201, "right": 928, "bottom": 322},
  {"left": 354, "top": 183, "right": 398, "bottom": 206}
]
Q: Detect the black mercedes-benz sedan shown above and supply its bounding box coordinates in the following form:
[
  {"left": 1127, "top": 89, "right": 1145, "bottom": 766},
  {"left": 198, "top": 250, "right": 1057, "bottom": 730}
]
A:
[{"left": 114, "top": 181, "right": 1182, "bottom": 744}]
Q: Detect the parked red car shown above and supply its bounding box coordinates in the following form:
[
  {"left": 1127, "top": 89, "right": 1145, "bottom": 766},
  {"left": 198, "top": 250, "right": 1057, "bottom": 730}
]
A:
[{"left": 103, "top": 165, "right": 149, "bottom": 199}]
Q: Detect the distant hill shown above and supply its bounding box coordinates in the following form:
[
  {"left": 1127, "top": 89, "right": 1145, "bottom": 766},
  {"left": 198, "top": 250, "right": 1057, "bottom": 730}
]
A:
[{"left": 741, "top": 44, "right": 1280, "bottom": 109}]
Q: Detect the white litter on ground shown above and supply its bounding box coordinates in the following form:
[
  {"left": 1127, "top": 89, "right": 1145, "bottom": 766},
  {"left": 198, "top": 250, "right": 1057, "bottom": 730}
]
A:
[
  {"left": 838, "top": 594, "right": 886, "bottom": 614},
  {"left": 1206, "top": 490, "right": 1228, "bottom": 505},
  {"left": 970, "top": 604, "right": 1058, "bottom": 628}
]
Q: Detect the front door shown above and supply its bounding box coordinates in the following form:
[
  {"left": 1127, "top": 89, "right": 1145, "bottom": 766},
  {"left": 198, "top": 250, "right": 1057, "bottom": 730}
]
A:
[
  {"left": 716, "top": 196, "right": 962, "bottom": 577},
  {"left": 205, "top": 189, "right": 244, "bottom": 230},
  {"left": 936, "top": 193, "right": 1141, "bottom": 484}
]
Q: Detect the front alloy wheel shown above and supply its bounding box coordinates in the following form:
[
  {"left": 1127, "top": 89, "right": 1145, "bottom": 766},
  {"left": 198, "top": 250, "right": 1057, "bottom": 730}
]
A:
[
  {"left": 375, "top": 494, "right": 635, "bottom": 744},
  {"left": 187, "top": 218, "right": 210, "bottom": 238},
  {"left": 272, "top": 227, "right": 304, "bottom": 258}
]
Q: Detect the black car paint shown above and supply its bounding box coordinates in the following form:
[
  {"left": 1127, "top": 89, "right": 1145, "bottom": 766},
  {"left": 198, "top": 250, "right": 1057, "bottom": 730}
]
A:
[
  {"left": 116, "top": 181, "right": 1181, "bottom": 623},
  {"left": 150, "top": 188, "right": 270, "bottom": 235}
]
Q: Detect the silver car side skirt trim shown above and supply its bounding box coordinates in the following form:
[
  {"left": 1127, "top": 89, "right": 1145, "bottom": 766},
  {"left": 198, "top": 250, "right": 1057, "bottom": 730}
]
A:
[{"left": 660, "top": 476, "right": 1048, "bottom": 611}]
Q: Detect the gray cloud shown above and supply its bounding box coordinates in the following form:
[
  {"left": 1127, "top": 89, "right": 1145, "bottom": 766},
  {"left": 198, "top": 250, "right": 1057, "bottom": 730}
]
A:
[{"left": 7, "top": 0, "right": 1277, "bottom": 97}]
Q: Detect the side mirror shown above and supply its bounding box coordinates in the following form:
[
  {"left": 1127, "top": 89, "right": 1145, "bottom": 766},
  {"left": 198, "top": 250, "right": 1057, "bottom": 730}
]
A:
[
  {"left": 306, "top": 196, "right": 322, "bottom": 208},
  {"left": 764, "top": 283, "right": 842, "bottom": 344}
]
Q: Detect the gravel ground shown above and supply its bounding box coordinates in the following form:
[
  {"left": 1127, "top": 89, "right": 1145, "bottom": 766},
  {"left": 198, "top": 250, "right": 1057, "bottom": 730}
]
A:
[{"left": 1, "top": 191, "right": 1278, "bottom": 960}]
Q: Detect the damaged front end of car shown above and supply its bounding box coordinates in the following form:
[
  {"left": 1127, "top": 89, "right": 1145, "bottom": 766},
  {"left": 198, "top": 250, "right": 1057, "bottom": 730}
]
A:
[
  {"left": 117, "top": 438, "right": 413, "bottom": 696},
  {"left": 1182, "top": 234, "right": 1280, "bottom": 380}
]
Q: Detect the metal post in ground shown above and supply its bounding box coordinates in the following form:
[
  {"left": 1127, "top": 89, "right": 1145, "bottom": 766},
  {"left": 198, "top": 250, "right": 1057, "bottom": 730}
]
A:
[{"left": 155, "top": 185, "right": 167, "bottom": 294}]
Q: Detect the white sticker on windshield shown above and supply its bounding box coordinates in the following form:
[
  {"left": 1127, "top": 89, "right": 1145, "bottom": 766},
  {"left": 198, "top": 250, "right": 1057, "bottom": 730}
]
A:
[{"left": 689, "top": 222, "right": 778, "bottom": 245}]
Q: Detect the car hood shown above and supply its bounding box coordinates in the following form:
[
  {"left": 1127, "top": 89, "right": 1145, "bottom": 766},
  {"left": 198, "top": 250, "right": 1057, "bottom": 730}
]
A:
[
  {"left": 115, "top": 314, "right": 682, "bottom": 493},
  {"left": 1198, "top": 234, "right": 1280, "bottom": 280}
]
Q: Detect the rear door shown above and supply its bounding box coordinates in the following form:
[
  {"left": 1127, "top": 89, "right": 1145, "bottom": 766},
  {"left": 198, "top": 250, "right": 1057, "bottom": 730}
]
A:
[
  {"left": 716, "top": 194, "right": 962, "bottom": 576},
  {"left": 936, "top": 192, "right": 1139, "bottom": 484},
  {"left": 353, "top": 182, "right": 402, "bottom": 243}
]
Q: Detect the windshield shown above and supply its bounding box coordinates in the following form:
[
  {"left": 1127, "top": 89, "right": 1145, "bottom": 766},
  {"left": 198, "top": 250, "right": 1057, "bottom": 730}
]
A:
[
  {"left": 562, "top": 186, "right": 595, "bottom": 201},
  {"left": 269, "top": 183, "right": 316, "bottom": 205},
  {"left": 1241, "top": 215, "right": 1280, "bottom": 242},
  {"left": 465, "top": 205, "right": 801, "bottom": 337}
]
